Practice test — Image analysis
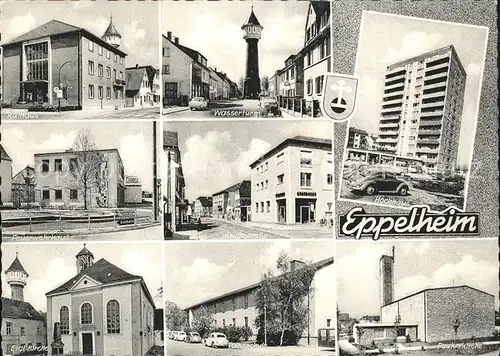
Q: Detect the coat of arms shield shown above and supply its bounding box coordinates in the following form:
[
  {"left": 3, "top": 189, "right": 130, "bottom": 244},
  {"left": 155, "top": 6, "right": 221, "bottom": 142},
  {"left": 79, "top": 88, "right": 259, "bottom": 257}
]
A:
[{"left": 321, "top": 73, "right": 359, "bottom": 122}]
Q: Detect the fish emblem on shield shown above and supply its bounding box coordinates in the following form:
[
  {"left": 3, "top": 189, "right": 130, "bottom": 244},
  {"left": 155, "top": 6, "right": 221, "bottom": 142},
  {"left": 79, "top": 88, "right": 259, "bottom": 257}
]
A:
[{"left": 321, "top": 73, "right": 358, "bottom": 122}]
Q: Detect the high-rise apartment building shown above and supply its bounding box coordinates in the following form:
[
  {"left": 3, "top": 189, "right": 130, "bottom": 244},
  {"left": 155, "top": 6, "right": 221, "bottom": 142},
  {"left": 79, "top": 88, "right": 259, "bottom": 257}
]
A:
[{"left": 378, "top": 45, "right": 466, "bottom": 172}]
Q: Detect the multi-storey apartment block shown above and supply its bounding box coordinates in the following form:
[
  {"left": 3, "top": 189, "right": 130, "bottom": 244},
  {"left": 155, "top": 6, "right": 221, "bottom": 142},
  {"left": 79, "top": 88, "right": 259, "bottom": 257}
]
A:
[
  {"left": 250, "top": 136, "right": 333, "bottom": 225},
  {"left": 378, "top": 45, "right": 466, "bottom": 172},
  {"left": 1, "top": 18, "right": 127, "bottom": 109}
]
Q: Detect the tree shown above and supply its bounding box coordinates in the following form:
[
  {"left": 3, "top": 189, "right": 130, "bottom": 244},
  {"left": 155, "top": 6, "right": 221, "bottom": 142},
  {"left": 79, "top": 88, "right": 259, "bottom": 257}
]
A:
[
  {"left": 261, "top": 75, "right": 269, "bottom": 93},
  {"left": 191, "top": 305, "right": 214, "bottom": 338},
  {"left": 13, "top": 167, "right": 36, "bottom": 208},
  {"left": 68, "top": 129, "right": 105, "bottom": 210},
  {"left": 238, "top": 76, "right": 245, "bottom": 93},
  {"left": 254, "top": 252, "right": 316, "bottom": 346},
  {"left": 164, "top": 301, "right": 187, "bottom": 331}
]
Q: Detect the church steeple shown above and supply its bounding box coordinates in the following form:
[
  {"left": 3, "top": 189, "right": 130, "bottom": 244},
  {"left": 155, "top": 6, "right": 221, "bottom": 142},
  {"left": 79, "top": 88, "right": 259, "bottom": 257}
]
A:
[
  {"left": 5, "top": 252, "right": 29, "bottom": 301},
  {"left": 102, "top": 15, "right": 122, "bottom": 48},
  {"left": 76, "top": 244, "right": 94, "bottom": 273}
]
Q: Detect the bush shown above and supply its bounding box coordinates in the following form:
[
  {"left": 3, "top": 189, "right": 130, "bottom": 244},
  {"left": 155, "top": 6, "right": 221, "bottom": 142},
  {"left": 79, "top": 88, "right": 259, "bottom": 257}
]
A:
[
  {"left": 256, "top": 327, "right": 300, "bottom": 346},
  {"left": 1, "top": 102, "right": 12, "bottom": 108},
  {"left": 28, "top": 105, "right": 57, "bottom": 112},
  {"left": 413, "top": 178, "right": 464, "bottom": 196},
  {"left": 348, "top": 336, "right": 355, "bottom": 343}
]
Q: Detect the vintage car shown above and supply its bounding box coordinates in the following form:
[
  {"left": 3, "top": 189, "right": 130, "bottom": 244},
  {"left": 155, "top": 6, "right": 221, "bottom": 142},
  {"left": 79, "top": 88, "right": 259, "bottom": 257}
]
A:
[{"left": 346, "top": 167, "right": 409, "bottom": 196}]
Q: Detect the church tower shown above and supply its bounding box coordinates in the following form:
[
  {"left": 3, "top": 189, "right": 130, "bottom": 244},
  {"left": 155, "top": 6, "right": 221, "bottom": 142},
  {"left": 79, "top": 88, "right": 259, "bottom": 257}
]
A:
[
  {"left": 379, "top": 246, "right": 395, "bottom": 308},
  {"left": 241, "top": 6, "right": 263, "bottom": 99},
  {"left": 5, "top": 252, "right": 29, "bottom": 301},
  {"left": 76, "top": 244, "right": 94, "bottom": 273},
  {"left": 102, "top": 16, "right": 122, "bottom": 48}
]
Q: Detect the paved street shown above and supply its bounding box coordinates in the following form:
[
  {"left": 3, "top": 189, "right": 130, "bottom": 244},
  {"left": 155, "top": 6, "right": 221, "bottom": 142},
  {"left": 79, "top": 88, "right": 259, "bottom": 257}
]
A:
[
  {"left": 167, "top": 340, "right": 335, "bottom": 356},
  {"left": 163, "top": 99, "right": 262, "bottom": 119},
  {"left": 171, "top": 218, "right": 333, "bottom": 240},
  {"left": 1, "top": 105, "right": 160, "bottom": 121}
]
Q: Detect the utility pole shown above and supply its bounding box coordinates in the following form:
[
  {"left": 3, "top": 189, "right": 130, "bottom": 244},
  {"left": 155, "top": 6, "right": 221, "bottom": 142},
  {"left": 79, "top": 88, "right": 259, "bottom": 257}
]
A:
[{"left": 153, "top": 121, "right": 158, "bottom": 222}]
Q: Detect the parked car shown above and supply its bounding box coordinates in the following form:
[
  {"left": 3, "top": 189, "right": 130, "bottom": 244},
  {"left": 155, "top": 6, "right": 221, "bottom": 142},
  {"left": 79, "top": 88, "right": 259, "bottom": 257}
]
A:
[
  {"left": 346, "top": 167, "right": 409, "bottom": 196},
  {"left": 176, "top": 331, "right": 186, "bottom": 341},
  {"left": 258, "top": 97, "right": 281, "bottom": 117},
  {"left": 204, "top": 332, "right": 229, "bottom": 348},
  {"left": 170, "top": 331, "right": 179, "bottom": 340},
  {"left": 189, "top": 97, "right": 208, "bottom": 111},
  {"left": 185, "top": 332, "right": 202, "bottom": 343}
]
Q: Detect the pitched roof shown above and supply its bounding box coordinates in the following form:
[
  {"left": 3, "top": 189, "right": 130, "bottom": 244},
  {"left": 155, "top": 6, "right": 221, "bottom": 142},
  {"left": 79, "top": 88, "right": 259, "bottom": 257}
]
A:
[
  {"left": 185, "top": 257, "right": 333, "bottom": 310},
  {"left": 1, "top": 297, "right": 44, "bottom": 321},
  {"left": 76, "top": 244, "right": 94, "bottom": 259},
  {"left": 163, "top": 131, "right": 179, "bottom": 147},
  {"left": 125, "top": 67, "right": 147, "bottom": 92},
  {"left": 46, "top": 258, "right": 142, "bottom": 295},
  {"left": 246, "top": 8, "right": 261, "bottom": 26},
  {"left": 213, "top": 180, "right": 251, "bottom": 197},
  {"left": 102, "top": 17, "right": 121, "bottom": 38},
  {"left": 196, "top": 196, "right": 213, "bottom": 206},
  {"left": 5, "top": 254, "right": 28, "bottom": 275},
  {"left": 1, "top": 144, "right": 12, "bottom": 162}
]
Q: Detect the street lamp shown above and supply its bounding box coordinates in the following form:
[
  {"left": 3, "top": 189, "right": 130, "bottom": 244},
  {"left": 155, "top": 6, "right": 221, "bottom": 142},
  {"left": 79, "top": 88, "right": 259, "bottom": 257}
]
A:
[{"left": 57, "top": 61, "right": 75, "bottom": 112}]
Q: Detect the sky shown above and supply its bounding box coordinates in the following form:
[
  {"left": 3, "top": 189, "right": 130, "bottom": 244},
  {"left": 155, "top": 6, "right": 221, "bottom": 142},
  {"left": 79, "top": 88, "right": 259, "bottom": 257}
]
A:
[
  {"left": 161, "top": 1, "right": 310, "bottom": 83},
  {"left": 164, "top": 120, "right": 332, "bottom": 202},
  {"left": 336, "top": 239, "right": 498, "bottom": 319},
  {"left": 1, "top": 242, "right": 164, "bottom": 311},
  {"left": 350, "top": 12, "right": 488, "bottom": 167},
  {"left": 164, "top": 240, "right": 334, "bottom": 310},
  {"left": 1, "top": 122, "right": 156, "bottom": 191},
  {"left": 1, "top": 1, "right": 159, "bottom": 67}
]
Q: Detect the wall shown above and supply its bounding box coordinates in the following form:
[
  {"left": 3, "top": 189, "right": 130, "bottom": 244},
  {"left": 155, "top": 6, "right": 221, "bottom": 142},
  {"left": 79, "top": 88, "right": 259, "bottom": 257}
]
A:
[
  {"left": 50, "top": 33, "right": 80, "bottom": 107},
  {"left": 125, "top": 185, "right": 142, "bottom": 204},
  {"left": 425, "top": 287, "right": 495, "bottom": 342},
  {"left": 70, "top": 291, "right": 104, "bottom": 356},
  {"left": 381, "top": 292, "right": 425, "bottom": 342},
  {"left": 47, "top": 293, "right": 73, "bottom": 355},
  {"left": 162, "top": 37, "right": 192, "bottom": 101},
  {"left": 131, "top": 282, "right": 155, "bottom": 356},
  {"left": 2, "top": 44, "right": 22, "bottom": 104},
  {"left": 1, "top": 317, "right": 46, "bottom": 355},
  {"left": 354, "top": 325, "right": 418, "bottom": 347},
  {"left": 102, "top": 284, "right": 133, "bottom": 356},
  {"left": 0, "top": 159, "right": 13, "bottom": 205}
]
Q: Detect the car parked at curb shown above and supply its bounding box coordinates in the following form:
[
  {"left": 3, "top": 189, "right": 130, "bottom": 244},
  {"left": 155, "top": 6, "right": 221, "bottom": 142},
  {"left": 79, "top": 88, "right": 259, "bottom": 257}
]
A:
[
  {"left": 346, "top": 167, "right": 409, "bottom": 196},
  {"left": 258, "top": 97, "right": 282, "bottom": 117},
  {"left": 176, "top": 331, "right": 186, "bottom": 341},
  {"left": 185, "top": 332, "right": 202, "bottom": 343},
  {"left": 188, "top": 97, "right": 208, "bottom": 111},
  {"left": 204, "top": 332, "right": 229, "bottom": 348}
]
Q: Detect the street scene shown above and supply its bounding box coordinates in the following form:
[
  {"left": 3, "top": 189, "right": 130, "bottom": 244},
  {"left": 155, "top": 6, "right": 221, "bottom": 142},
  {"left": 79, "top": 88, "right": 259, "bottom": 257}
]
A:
[
  {"left": 0, "top": 1, "right": 161, "bottom": 121},
  {"left": 336, "top": 239, "right": 499, "bottom": 355},
  {"left": 1, "top": 121, "right": 162, "bottom": 241},
  {"left": 338, "top": 12, "right": 488, "bottom": 212},
  {"left": 164, "top": 240, "right": 335, "bottom": 355},
  {"left": 1, "top": 242, "right": 165, "bottom": 356},
  {"left": 162, "top": 1, "right": 331, "bottom": 119},
  {"left": 163, "top": 121, "right": 333, "bottom": 240}
]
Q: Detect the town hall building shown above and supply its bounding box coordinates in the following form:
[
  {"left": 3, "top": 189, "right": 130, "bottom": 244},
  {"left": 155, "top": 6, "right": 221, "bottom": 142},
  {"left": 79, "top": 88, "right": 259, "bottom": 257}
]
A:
[{"left": 45, "top": 245, "right": 157, "bottom": 356}]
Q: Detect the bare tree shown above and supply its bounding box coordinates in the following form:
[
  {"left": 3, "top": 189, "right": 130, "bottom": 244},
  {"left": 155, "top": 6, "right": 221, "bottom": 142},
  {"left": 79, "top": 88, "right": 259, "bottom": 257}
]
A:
[
  {"left": 238, "top": 76, "right": 245, "bottom": 92},
  {"left": 13, "top": 167, "right": 36, "bottom": 208},
  {"left": 68, "top": 130, "right": 104, "bottom": 210},
  {"left": 261, "top": 75, "right": 269, "bottom": 93}
]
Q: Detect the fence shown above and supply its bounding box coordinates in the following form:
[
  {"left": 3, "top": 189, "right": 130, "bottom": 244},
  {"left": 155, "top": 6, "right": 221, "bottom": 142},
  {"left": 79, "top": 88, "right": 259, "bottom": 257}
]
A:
[
  {"left": 278, "top": 96, "right": 323, "bottom": 118},
  {"left": 2, "top": 208, "right": 153, "bottom": 233}
]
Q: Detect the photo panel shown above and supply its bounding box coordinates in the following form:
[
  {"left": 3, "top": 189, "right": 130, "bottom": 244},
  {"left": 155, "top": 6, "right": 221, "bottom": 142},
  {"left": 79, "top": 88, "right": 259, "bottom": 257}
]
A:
[
  {"left": 0, "top": 0, "right": 161, "bottom": 121},
  {"left": 331, "top": 0, "right": 498, "bottom": 239},
  {"left": 1, "top": 241, "right": 164, "bottom": 356},
  {"left": 162, "top": 120, "right": 334, "bottom": 240},
  {"left": 336, "top": 238, "right": 498, "bottom": 354},
  {"left": 0, "top": 121, "right": 162, "bottom": 242},
  {"left": 161, "top": 1, "right": 331, "bottom": 120},
  {"left": 164, "top": 240, "right": 335, "bottom": 354}
]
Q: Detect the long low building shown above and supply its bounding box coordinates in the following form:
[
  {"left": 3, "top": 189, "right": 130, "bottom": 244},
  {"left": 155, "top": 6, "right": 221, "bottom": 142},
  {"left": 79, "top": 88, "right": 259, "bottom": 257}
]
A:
[{"left": 185, "top": 257, "right": 335, "bottom": 347}]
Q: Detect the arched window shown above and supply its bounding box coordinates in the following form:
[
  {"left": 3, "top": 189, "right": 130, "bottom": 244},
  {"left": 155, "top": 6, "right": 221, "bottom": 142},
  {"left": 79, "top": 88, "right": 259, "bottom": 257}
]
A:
[
  {"left": 106, "top": 300, "right": 120, "bottom": 333},
  {"left": 80, "top": 302, "right": 93, "bottom": 324},
  {"left": 60, "top": 306, "right": 69, "bottom": 334}
]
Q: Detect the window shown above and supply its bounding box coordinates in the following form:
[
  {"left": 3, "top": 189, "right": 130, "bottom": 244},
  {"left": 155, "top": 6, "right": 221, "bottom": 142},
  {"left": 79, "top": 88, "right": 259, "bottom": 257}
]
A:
[
  {"left": 162, "top": 65, "right": 170, "bottom": 75},
  {"left": 374, "top": 328, "right": 385, "bottom": 339},
  {"left": 232, "top": 318, "right": 236, "bottom": 326},
  {"left": 20, "top": 326, "right": 26, "bottom": 336},
  {"left": 89, "top": 85, "right": 95, "bottom": 99},
  {"left": 98, "top": 64, "right": 103, "bottom": 77},
  {"left": 222, "top": 319, "right": 226, "bottom": 326},
  {"left": 277, "top": 152, "right": 284, "bottom": 164},
  {"left": 88, "top": 60, "right": 95, "bottom": 75},
  {"left": 81, "top": 302, "right": 93, "bottom": 324},
  {"left": 327, "top": 174, "right": 333, "bottom": 185},
  {"left": 264, "top": 180, "right": 268, "bottom": 189},
  {"left": 277, "top": 174, "right": 284, "bottom": 185},
  {"left": 113, "top": 69, "right": 117, "bottom": 80},
  {"left": 266, "top": 201, "right": 270, "bottom": 212},
  {"left": 106, "top": 66, "right": 111, "bottom": 79},
  {"left": 88, "top": 40, "right": 94, "bottom": 52},
  {"left": 98, "top": 86, "right": 104, "bottom": 99},
  {"left": 327, "top": 319, "right": 331, "bottom": 327},
  {"left": 69, "top": 158, "right": 77, "bottom": 171},
  {"left": 163, "top": 47, "right": 170, "bottom": 57},
  {"left": 397, "top": 328, "right": 406, "bottom": 337},
  {"left": 42, "top": 190, "right": 50, "bottom": 200},
  {"left": 307, "top": 79, "right": 313, "bottom": 95},
  {"left": 255, "top": 203, "right": 258, "bottom": 212},
  {"left": 120, "top": 56, "right": 123, "bottom": 64},
  {"left": 119, "top": 71, "right": 123, "bottom": 79},
  {"left": 300, "top": 172, "right": 312, "bottom": 187},
  {"left": 300, "top": 150, "right": 313, "bottom": 166},
  {"left": 244, "top": 295, "right": 249, "bottom": 309},
  {"left": 6, "top": 322, "right": 12, "bottom": 335},
  {"left": 106, "top": 87, "right": 111, "bottom": 99},
  {"left": 107, "top": 300, "right": 120, "bottom": 333},
  {"left": 260, "top": 202, "right": 264, "bottom": 213},
  {"left": 244, "top": 317, "right": 249, "bottom": 328},
  {"left": 231, "top": 298, "right": 236, "bottom": 311},
  {"left": 55, "top": 190, "right": 62, "bottom": 200},
  {"left": 25, "top": 42, "right": 49, "bottom": 81},
  {"left": 114, "top": 54, "right": 117, "bottom": 62},
  {"left": 54, "top": 159, "right": 62, "bottom": 172},
  {"left": 106, "top": 49, "right": 110, "bottom": 59},
  {"left": 60, "top": 306, "right": 70, "bottom": 334},
  {"left": 42, "top": 159, "right": 49, "bottom": 172},
  {"left": 70, "top": 189, "right": 78, "bottom": 200},
  {"left": 98, "top": 45, "right": 103, "bottom": 56},
  {"left": 315, "top": 75, "right": 324, "bottom": 94}
]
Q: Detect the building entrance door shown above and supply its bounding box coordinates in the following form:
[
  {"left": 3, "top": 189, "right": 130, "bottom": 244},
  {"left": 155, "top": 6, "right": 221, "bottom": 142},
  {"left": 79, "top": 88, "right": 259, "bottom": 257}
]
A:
[
  {"left": 82, "top": 333, "right": 93, "bottom": 355},
  {"left": 300, "top": 206, "right": 310, "bottom": 223},
  {"left": 279, "top": 206, "right": 286, "bottom": 223}
]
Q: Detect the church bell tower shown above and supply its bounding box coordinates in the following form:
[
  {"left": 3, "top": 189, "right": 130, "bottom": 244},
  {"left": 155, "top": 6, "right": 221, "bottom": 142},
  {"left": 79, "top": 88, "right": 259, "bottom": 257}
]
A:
[
  {"left": 241, "top": 6, "right": 263, "bottom": 99},
  {"left": 76, "top": 244, "right": 94, "bottom": 273}
]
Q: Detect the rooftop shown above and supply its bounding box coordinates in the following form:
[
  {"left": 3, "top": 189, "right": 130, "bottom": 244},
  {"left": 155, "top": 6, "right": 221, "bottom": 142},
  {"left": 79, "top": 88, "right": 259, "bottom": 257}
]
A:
[
  {"left": 5, "top": 254, "right": 28, "bottom": 275},
  {"left": 102, "top": 16, "right": 121, "bottom": 38},
  {"left": 244, "top": 7, "right": 262, "bottom": 27},
  {"left": 125, "top": 66, "right": 147, "bottom": 92},
  {"left": 1, "top": 297, "right": 44, "bottom": 321},
  {"left": 163, "top": 131, "right": 179, "bottom": 147},
  {"left": 1, "top": 144, "right": 12, "bottom": 162}
]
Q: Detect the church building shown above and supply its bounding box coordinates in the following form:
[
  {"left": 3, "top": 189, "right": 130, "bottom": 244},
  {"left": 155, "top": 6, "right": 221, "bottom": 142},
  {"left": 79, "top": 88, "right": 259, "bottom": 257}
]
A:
[
  {"left": 2, "top": 253, "right": 47, "bottom": 355},
  {"left": 45, "top": 245, "right": 156, "bottom": 356}
]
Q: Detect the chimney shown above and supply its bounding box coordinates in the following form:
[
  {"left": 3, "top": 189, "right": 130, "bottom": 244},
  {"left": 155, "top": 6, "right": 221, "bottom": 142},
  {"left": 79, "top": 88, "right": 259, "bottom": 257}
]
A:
[
  {"left": 167, "top": 31, "right": 172, "bottom": 40},
  {"left": 174, "top": 37, "right": 179, "bottom": 45}
]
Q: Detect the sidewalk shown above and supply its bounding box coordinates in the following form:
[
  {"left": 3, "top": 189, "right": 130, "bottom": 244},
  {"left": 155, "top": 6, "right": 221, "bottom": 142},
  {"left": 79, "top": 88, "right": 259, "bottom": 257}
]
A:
[
  {"left": 212, "top": 217, "right": 332, "bottom": 232},
  {"left": 162, "top": 106, "right": 190, "bottom": 115},
  {"left": 280, "top": 108, "right": 320, "bottom": 119},
  {"left": 233, "top": 345, "right": 335, "bottom": 356},
  {"left": 2, "top": 105, "right": 158, "bottom": 118}
]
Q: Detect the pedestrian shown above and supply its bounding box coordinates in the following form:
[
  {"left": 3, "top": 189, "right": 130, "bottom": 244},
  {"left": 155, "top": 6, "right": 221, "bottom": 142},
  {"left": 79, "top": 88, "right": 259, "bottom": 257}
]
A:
[{"left": 197, "top": 217, "right": 202, "bottom": 232}]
